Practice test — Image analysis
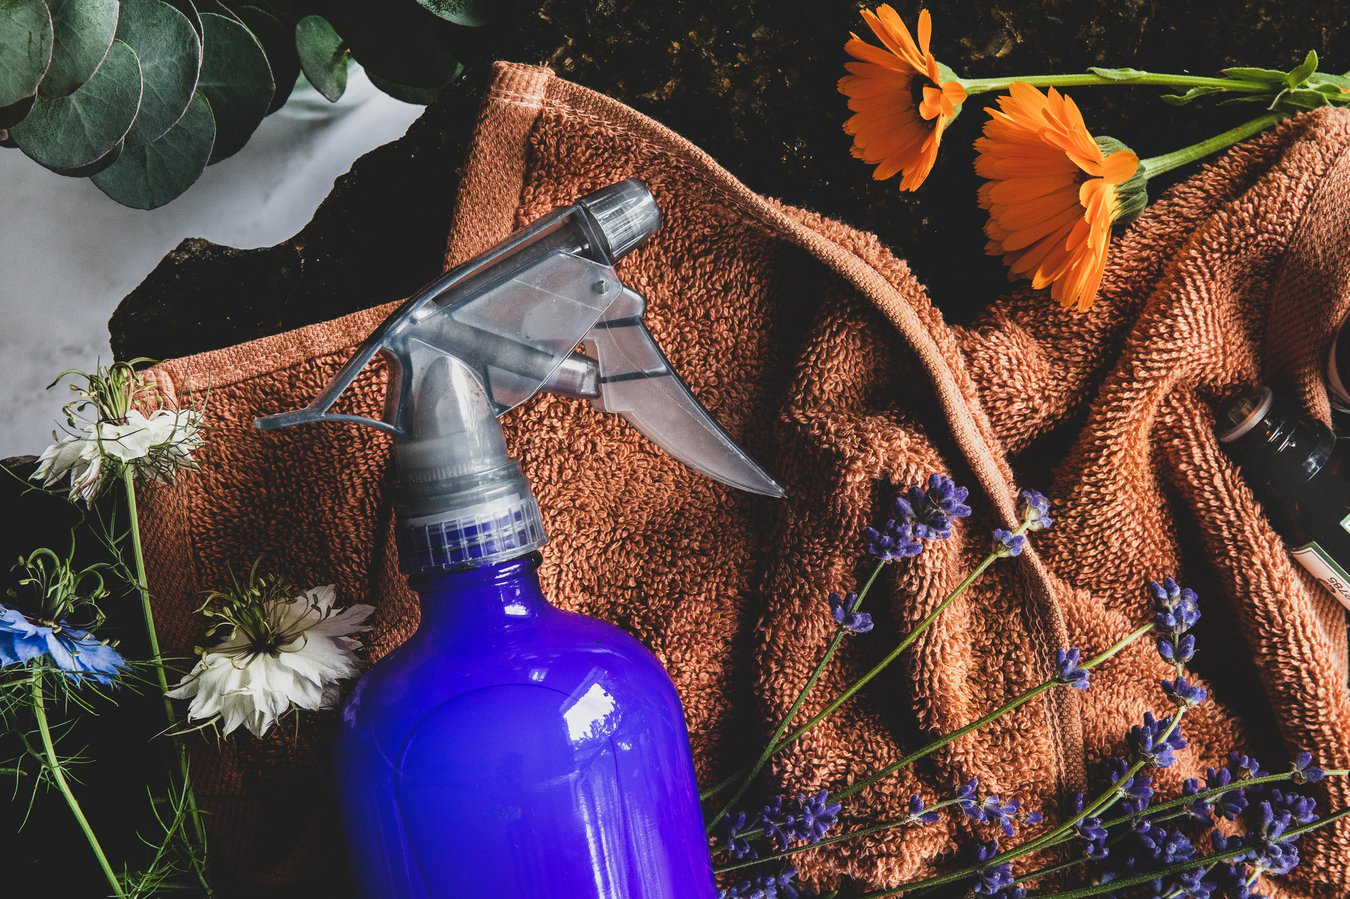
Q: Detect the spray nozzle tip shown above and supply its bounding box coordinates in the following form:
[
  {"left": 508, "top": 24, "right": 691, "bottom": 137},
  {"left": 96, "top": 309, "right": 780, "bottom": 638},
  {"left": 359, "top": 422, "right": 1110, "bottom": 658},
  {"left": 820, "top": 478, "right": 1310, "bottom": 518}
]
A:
[{"left": 577, "top": 179, "right": 662, "bottom": 261}]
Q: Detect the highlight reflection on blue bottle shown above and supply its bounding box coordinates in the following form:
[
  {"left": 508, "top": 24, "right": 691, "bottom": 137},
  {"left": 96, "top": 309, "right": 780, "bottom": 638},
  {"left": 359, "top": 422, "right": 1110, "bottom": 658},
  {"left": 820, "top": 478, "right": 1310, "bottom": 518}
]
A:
[{"left": 258, "top": 181, "right": 784, "bottom": 898}]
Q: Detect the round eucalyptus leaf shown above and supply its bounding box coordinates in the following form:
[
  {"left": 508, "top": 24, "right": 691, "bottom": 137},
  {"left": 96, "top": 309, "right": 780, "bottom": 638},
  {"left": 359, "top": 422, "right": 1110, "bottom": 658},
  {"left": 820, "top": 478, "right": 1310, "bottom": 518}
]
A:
[
  {"left": 93, "top": 89, "right": 214, "bottom": 208},
  {"left": 117, "top": 0, "right": 200, "bottom": 146},
  {"left": 236, "top": 5, "right": 297, "bottom": 113},
  {"left": 54, "top": 136, "right": 121, "bottom": 176},
  {"left": 295, "top": 14, "right": 347, "bottom": 103},
  {"left": 366, "top": 68, "right": 456, "bottom": 106},
  {"left": 415, "top": 0, "right": 492, "bottom": 28},
  {"left": 0, "top": 93, "right": 35, "bottom": 128},
  {"left": 336, "top": 4, "right": 460, "bottom": 90},
  {"left": 40, "top": 0, "right": 118, "bottom": 98},
  {"left": 161, "top": 0, "right": 200, "bottom": 39},
  {"left": 10, "top": 38, "right": 142, "bottom": 170},
  {"left": 0, "top": 0, "right": 54, "bottom": 107},
  {"left": 197, "top": 11, "right": 272, "bottom": 164}
]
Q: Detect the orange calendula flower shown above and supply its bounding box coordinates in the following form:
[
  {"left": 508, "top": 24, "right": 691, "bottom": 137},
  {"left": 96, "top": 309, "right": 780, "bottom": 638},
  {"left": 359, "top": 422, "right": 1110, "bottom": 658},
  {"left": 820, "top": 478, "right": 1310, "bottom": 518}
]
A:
[
  {"left": 839, "top": 6, "right": 967, "bottom": 191},
  {"left": 975, "top": 82, "right": 1142, "bottom": 312}
]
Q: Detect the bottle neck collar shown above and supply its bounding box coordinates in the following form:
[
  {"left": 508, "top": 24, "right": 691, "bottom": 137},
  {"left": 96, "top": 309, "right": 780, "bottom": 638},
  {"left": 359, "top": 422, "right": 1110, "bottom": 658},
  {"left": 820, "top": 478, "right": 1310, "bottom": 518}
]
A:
[{"left": 409, "top": 553, "right": 551, "bottom": 631}]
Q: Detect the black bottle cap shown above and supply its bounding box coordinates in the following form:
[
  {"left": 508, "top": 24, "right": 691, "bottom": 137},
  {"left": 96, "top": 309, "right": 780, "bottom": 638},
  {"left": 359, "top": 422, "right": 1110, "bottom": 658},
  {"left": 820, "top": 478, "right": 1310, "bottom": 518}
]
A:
[{"left": 1217, "top": 387, "right": 1335, "bottom": 485}]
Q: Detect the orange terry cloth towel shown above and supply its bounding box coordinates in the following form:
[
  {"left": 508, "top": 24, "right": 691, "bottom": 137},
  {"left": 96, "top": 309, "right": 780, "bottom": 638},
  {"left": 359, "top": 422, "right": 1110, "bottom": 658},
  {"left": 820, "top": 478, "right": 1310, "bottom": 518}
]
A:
[{"left": 137, "top": 62, "right": 1350, "bottom": 895}]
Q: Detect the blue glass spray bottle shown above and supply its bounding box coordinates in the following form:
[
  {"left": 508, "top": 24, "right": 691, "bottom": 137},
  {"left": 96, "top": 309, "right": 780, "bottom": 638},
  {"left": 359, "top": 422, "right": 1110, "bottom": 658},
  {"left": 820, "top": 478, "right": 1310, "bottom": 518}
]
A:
[{"left": 257, "top": 181, "right": 784, "bottom": 898}]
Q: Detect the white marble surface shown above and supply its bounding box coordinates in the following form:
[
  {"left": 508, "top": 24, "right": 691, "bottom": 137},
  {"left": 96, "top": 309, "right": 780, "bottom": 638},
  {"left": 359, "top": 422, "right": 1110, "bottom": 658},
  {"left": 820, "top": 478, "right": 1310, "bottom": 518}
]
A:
[{"left": 0, "top": 79, "right": 425, "bottom": 459}]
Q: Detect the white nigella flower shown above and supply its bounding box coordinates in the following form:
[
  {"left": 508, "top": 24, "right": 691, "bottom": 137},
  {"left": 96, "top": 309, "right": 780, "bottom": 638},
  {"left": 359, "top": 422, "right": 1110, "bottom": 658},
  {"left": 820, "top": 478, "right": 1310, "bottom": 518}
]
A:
[
  {"left": 31, "top": 363, "right": 204, "bottom": 503},
  {"left": 167, "top": 578, "right": 374, "bottom": 738}
]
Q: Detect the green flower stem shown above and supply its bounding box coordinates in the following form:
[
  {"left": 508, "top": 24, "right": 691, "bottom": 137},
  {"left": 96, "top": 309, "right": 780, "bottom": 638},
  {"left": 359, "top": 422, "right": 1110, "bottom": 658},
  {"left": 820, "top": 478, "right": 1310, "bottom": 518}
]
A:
[
  {"left": 714, "top": 799, "right": 967, "bottom": 876},
  {"left": 31, "top": 672, "right": 127, "bottom": 899},
  {"left": 706, "top": 560, "right": 890, "bottom": 832},
  {"left": 837, "top": 621, "right": 1153, "bottom": 804},
  {"left": 123, "top": 470, "right": 172, "bottom": 717},
  {"left": 1024, "top": 807, "right": 1350, "bottom": 899},
  {"left": 775, "top": 527, "right": 1028, "bottom": 760},
  {"left": 122, "top": 471, "right": 212, "bottom": 894},
  {"left": 1138, "top": 113, "right": 1286, "bottom": 180},
  {"left": 959, "top": 72, "right": 1272, "bottom": 96},
  {"left": 864, "top": 712, "right": 1186, "bottom": 899}
]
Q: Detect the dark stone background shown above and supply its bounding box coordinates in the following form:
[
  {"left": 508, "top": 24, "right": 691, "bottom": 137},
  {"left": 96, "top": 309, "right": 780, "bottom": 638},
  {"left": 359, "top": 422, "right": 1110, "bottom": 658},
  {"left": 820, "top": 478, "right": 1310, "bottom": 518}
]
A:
[{"left": 6, "top": 2, "right": 1350, "bottom": 895}]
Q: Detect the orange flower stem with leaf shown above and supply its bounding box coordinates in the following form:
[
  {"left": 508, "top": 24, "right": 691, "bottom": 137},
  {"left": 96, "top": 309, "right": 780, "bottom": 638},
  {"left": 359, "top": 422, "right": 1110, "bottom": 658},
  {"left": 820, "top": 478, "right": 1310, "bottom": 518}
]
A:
[
  {"left": 1136, "top": 111, "right": 1286, "bottom": 179},
  {"left": 959, "top": 71, "right": 1272, "bottom": 95}
]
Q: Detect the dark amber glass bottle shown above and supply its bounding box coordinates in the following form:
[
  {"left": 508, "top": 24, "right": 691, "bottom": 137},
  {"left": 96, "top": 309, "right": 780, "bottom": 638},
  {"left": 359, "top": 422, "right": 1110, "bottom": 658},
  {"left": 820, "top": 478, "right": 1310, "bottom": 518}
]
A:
[{"left": 1218, "top": 386, "right": 1350, "bottom": 609}]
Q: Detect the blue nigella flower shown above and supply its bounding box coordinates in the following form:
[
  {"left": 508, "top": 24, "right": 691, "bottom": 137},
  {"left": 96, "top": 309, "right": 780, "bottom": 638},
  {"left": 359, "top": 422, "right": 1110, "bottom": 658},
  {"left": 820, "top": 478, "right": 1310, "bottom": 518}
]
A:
[
  {"left": 1054, "top": 648, "right": 1091, "bottom": 690},
  {"left": 0, "top": 603, "right": 126, "bottom": 685},
  {"left": 993, "top": 528, "right": 1026, "bottom": 558},
  {"left": 907, "top": 794, "right": 941, "bottom": 825},
  {"left": 829, "top": 591, "right": 873, "bottom": 635},
  {"left": 1016, "top": 489, "right": 1053, "bottom": 531},
  {"left": 863, "top": 517, "right": 923, "bottom": 561},
  {"left": 1162, "top": 675, "right": 1208, "bottom": 708},
  {"left": 895, "top": 474, "right": 972, "bottom": 540},
  {"left": 1291, "top": 751, "right": 1325, "bottom": 784},
  {"left": 1127, "top": 712, "right": 1187, "bottom": 769}
]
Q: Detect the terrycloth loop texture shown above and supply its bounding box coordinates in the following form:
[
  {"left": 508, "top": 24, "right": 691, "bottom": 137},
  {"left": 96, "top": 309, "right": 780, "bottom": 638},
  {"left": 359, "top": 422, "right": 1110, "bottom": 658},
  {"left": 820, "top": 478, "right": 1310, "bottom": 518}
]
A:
[{"left": 135, "top": 62, "right": 1350, "bottom": 895}]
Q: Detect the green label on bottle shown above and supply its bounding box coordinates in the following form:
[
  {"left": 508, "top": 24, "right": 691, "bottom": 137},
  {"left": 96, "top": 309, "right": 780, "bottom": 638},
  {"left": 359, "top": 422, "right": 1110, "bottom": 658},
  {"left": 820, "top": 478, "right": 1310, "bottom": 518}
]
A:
[
  {"left": 1291, "top": 542, "right": 1350, "bottom": 611},
  {"left": 1340, "top": 511, "right": 1350, "bottom": 535}
]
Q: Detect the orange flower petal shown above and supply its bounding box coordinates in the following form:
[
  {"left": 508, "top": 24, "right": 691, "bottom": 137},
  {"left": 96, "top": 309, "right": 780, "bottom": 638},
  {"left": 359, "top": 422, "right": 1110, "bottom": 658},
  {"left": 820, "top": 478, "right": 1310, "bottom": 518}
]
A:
[
  {"left": 974, "top": 81, "right": 1133, "bottom": 311},
  {"left": 839, "top": 6, "right": 962, "bottom": 192}
]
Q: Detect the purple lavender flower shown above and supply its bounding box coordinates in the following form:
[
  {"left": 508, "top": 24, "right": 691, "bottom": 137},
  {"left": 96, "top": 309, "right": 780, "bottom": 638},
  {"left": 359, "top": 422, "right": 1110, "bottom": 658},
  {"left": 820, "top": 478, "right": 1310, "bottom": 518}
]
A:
[
  {"left": 1136, "top": 823, "right": 1196, "bottom": 865},
  {"left": 1162, "top": 675, "right": 1208, "bottom": 708},
  {"left": 1157, "top": 632, "right": 1196, "bottom": 665},
  {"left": 1177, "top": 867, "right": 1217, "bottom": 899},
  {"left": 993, "top": 528, "right": 1026, "bottom": 558},
  {"left": 829, "top": 591, "right": 873, "bottom": 635},
  {"left": 1127, "top": 712, "right": 1187, "bottom": 769},
  {"left": 1182, "top": 778, "right": 1213, "bottom": 822},
  {"left": 1226, "top": 751, "right": 1268, "bottom": 780},
  {"left": 1016, "top": 489, "right": 1053, "bottom": 531},
  {"left": 758, "top": 790, "right": 841, "bottom": 851},
  {"left": 956, "top": 777, "right": 981, "bottom": 818},
  {"left": 1150, "top": 578, "right": 1201, "bottom": 653},
  {"left": 0, "top": 603, "right": 126, "bottom": 685},
  {"left": 1077, "top": 815, "right": 1110, "bottom": 859},
  {"left": 1291, "top": 752, "right": 1325, "bottom": 784},
  {"left": 1204, "top": 765, "right": 1249, "bottom": 821},
  {"left": 972, "top": 840, "right": 1014, "bottom": 895},
  {"left": 1109, "top": 758, "right": 1155, "bottom": 813},
  {"left": 895, "top": 474, "right": 972, "bottom": 540},
  {"left": 907, "top": 794, "right": 941, "bottom": 824},
  {"left": 1054, "top": 648, "right": 1091, "bottom": 690},
  {"left": 863, "top": 517, "right": 923, "bottom": 561},
  {"left": 717, "top": 810, "right": 758, "bottom": 860},
  {"left": 718, "top": 866, "right": 803, "bottom": 899},
  {"left": 979, "top": 795, "right": 1022, "bottom": 837}
]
